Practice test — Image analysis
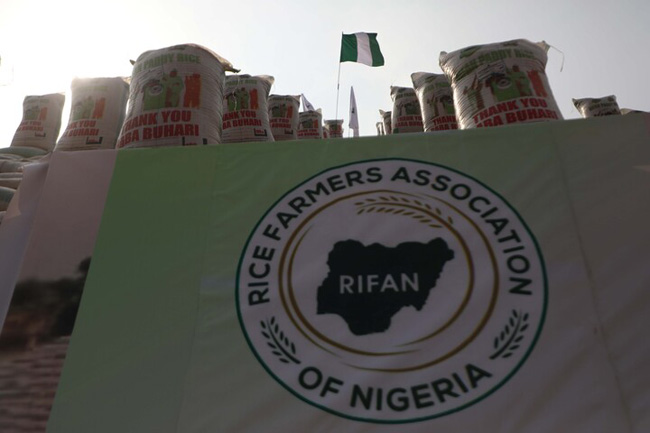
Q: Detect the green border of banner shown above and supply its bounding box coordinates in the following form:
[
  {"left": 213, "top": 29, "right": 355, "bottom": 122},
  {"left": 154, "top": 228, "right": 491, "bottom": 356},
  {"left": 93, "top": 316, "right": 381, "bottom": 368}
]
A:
[{"left": 235, "top": 157, "right": 549, "bottom": 424}]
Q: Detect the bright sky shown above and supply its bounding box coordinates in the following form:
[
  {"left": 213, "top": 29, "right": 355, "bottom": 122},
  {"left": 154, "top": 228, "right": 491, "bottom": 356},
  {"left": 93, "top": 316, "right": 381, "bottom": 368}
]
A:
[{"left": 0, "top": 0, "right": 648, "bottom": 146}]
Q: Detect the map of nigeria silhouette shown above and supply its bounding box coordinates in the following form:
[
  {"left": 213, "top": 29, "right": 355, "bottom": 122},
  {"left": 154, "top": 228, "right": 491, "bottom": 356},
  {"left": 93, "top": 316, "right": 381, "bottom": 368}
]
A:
[{"left": 317, "top": 238, "right": 455, "bottom": 335}]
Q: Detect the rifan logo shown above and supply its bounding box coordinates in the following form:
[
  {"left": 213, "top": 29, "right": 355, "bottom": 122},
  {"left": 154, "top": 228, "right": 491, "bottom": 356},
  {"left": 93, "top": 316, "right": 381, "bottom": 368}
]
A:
[{"left": 237, "top": 159, "right": 547, "bottom": 423}]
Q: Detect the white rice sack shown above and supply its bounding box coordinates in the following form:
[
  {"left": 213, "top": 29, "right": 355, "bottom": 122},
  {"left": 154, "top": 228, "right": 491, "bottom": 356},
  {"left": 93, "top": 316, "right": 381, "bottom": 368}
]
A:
[
  {"left": 324, "top": 119, "right": 343, "bottom": 138},
  {"left": 0, "top": 146, "right": 47, "bottom": 158},
  {"left": 117, "top": 44, "right": 237, "bottom": 148},
  {"left": 411, "top": 72, "right": 458, "bottom": 131},
  {"left": 0, "top": 172, "right": 23, "bottom": 179},
  {"left": 0, "top": 177, "right": 21, "bottom": 189},
  {"left": 572, "top": 95, "right": 621, "bottom": 118},
  {"left": 297, "top": 110, "right": 323, "bottom": 140},
  {"left": 379, "top": 109, "right": 392, "bottom": 134},
  {"left": 0, "top": 160, "right": 25, "bottom": 173},
  {"left": 222, "top": 74, "right": 274, "bottom": 143},
  {"left": 268, "top": 95, "right": 299, "bottom": 141},
  {"left": 0, "top": 186, "right": 15, "bottom": 211},
  {"left": 439, "top": 39, "right": 563, "bottom": 129},
  {"left": 10, "top": 93, "right": 65, "bottom": 151},
  {"left": 56, "top": 77, "right": 130, "bottom": 150},
  {"left": 390, "top": 87, "right": 423, "bottom": 134},
  {"left": 0, "top": 153, "right": 23, "bottom": 161}
]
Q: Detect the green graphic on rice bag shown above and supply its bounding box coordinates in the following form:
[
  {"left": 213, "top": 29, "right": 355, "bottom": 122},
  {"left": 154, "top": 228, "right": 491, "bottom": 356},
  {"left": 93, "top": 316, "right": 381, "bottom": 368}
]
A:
[
  {"left": 24, "top": 105, "right": 41, "bottom": 121},
  {"left": 403, "top": 101, "right": 419, "bottom": 115},
  {"left": 463, "top": 76, "right": 485, "bottom": 113},
  {"left": 72, "top": 96, "right": 95, "bottom": 121},
  {"left": 270, "top": 104, "right": 287, "bottom": 118},
  {"left": 235, "top": 88, "right": 249, "bottom": 110},
  {"left": 487, "top": 66, "right": 532, "bottom": 102},
  {"left": 143, "top": 80, "right": 166, "bottom": 111},
  {"left": 142, "top": 70, "right": 185, "bottom": 111},
  {"left": 163, "top": 71, "right": 184, "bottom": 108}
]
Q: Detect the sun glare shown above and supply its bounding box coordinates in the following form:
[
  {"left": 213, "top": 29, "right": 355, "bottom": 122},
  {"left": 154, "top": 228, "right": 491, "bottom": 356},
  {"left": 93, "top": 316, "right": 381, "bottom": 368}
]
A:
[{"left": 0, "top": 1, "right": 136, "bottom": 147}]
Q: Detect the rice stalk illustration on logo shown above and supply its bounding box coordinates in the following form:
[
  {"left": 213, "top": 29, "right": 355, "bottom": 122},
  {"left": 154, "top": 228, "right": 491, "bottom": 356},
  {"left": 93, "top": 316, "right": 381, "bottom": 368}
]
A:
[{"left": 237, "top": 159, "right": 547, "bottom": 423}]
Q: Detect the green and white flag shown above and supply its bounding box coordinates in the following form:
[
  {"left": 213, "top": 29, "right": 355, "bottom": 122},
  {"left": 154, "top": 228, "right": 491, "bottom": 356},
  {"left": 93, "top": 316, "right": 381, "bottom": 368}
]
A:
[{"left": 340, "top": 32, "right": 384, "bottom": 67}]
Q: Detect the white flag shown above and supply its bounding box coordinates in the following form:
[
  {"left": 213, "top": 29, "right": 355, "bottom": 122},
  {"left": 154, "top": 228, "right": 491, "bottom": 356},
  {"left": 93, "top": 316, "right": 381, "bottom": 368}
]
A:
[
  {"left": 349, "top": 87, "right": 359, "bottom": 137},
  {"left": 301, "top": 94, "right": 315, "bottom": 112}
]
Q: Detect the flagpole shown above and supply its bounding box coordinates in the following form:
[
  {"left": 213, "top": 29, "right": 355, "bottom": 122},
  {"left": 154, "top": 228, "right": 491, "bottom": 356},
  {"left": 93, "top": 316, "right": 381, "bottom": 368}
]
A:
[{"left": 335, "top": 32, "right": 342, "bottom": 121}]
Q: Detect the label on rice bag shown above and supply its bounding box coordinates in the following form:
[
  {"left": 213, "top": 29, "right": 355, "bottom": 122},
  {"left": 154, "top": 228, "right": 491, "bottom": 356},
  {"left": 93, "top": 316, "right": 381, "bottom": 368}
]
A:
[
  {"left": 297, "top": 110, "right": 323, "bottom": 140},
  {"left": 56, "top": 77, "right": 130, "bottom": 150},
  {"left": 117, "top": 44, "right": 237, "bottom": 148},
  {"left": 222, "top": 74, "right": 274, "bottom": 143},
  {"left": 268, "top": 95, "right": 299, "bottom": 141},
  {"left": 572, "top": 95, "right": 621, "bottom": 118},
  {"left": 439, "top": 39, "right": 563, "bottom": 129},
  {"left": 390, "top": 87, "right": 423, "bottom": 134},
  {"left": 11, "top": 93, "right": 65, "bottom": 151},
  {"left": 379, "top": 109, "right": 392, "bottom": 134},
  {"left": 411, "top": 72, "right": 458, "bottom": 131},
  {"left": 324, "top": 119, "right": 343, "bottom": 138}
]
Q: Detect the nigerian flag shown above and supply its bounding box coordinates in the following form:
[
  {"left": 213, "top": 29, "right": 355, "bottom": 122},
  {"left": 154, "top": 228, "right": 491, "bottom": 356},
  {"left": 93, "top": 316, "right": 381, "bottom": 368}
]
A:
[{"left": 340, "top": 32, "right": 384, "bottom": 66}]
